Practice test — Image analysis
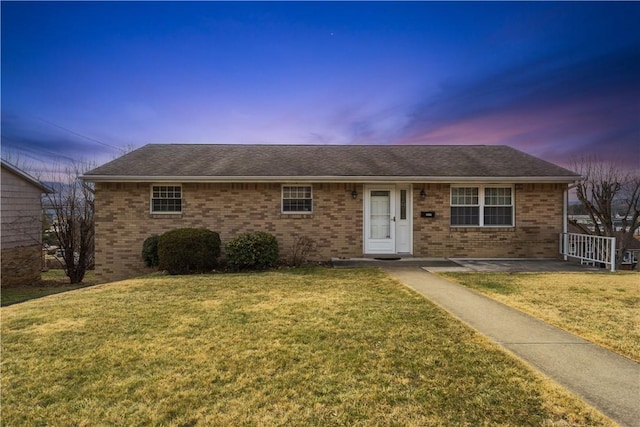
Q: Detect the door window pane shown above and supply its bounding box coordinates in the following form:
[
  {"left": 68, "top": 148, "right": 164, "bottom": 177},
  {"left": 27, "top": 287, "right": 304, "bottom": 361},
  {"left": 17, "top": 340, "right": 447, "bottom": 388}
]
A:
[{"left": 370, "top": 191, "right": 390, "bottom": 239}]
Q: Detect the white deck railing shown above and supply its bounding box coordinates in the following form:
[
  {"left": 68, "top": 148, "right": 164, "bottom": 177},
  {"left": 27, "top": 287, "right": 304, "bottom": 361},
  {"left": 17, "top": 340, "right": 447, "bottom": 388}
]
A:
[{"left": 560, "top": 233, "right": 616, "bottom": 272}]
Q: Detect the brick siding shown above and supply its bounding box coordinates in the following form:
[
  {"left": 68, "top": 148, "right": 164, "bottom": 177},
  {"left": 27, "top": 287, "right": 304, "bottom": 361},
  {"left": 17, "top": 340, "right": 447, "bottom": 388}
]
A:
[
  {"left": 412, "top": 183, "right": 564, "bottom": 258},
  {"left": 95, "top": 182, "right": 564, "bottom": 281},
  {"left": 1, "top": 244, "right": 42, "bottom": 287},
  {"left": 95, "top": 182, "right": 364, "bottom": 281}
]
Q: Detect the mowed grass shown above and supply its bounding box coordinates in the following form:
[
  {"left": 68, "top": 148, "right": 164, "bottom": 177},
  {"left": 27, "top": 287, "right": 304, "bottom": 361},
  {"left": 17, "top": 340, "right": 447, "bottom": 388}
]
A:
[
  {"left": 2, "top": 268, "right": 613, "bottom": 426},
  {"left": 440, "top": 272, "right": 640, "bottom": 363},
  {"left": 1, "top": 270, "right": 99, "bottom": 306}
]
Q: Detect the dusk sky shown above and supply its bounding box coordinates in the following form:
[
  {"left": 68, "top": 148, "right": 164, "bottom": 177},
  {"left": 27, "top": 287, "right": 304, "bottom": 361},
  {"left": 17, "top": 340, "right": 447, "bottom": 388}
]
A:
[{"left": 1, "top": 1, "right": 639, "bottom": 174}]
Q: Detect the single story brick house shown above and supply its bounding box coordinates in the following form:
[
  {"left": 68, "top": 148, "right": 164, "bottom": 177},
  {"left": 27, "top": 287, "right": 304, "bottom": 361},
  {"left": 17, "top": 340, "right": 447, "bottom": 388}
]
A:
[{"left": 83, "top": 144, "right": 580, "bottom": 281}]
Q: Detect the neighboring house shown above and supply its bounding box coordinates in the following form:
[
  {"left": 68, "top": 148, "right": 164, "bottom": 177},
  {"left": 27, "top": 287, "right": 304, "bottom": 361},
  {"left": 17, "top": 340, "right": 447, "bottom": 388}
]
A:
[
  {"left": 569, "top": 214, "right": 640, "bottom": 236},
  {"left": 1, "top": 159, "right": 52, "bottom": 286},
  {"left": 615, "top": 231, "right": 640, "bottom": 269},
  {"left": 83, "top": 144, "right": 580, "bottom": 281},
  {"left": 620, "top": 240, "right": 640, "bottom": 269}
]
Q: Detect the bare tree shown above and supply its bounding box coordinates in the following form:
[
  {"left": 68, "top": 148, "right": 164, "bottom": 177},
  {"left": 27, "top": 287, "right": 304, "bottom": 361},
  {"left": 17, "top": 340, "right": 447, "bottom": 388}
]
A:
[
  {"left": 570, "top": 156, "right": 640, "bottom": 268},
  {"left": 45, "top": 162, "right": 95, "bottom": 283}
]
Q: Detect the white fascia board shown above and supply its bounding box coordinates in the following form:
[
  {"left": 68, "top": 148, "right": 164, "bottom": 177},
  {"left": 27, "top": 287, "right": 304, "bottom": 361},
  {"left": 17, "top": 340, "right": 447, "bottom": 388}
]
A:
[{"left": 82, "top": 175, "right": 580, "bottom": 184}]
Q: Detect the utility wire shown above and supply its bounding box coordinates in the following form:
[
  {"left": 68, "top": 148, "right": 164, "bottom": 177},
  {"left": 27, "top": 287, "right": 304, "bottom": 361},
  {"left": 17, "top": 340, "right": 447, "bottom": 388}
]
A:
[
  {"left": 33, "top": 115, "right": 124, "bottom": 152},
  {"left": 1, "top": 136, "right": 86, "bottom": 163}
]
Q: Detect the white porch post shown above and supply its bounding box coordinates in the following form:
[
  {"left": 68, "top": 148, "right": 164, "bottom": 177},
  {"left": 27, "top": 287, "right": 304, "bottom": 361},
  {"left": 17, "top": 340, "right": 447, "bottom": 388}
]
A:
[
  {"left": 610, "top": 236, "right": 616, "bottom": 273},
  {"left": 563, "top": 186, "right": 569, "bottom": 261}
]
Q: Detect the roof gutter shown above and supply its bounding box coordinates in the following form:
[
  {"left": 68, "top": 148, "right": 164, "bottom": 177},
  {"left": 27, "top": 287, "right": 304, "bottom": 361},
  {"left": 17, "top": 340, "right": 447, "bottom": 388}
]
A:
[{"left": 82, "top": 174, "right": 580, "bottom": 184}]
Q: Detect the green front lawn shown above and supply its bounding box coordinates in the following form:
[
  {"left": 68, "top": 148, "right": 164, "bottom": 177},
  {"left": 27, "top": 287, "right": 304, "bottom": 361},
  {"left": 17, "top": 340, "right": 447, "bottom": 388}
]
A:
[
  {"left": 440, "top": 271, "right": 640, "bottom": 363},
  {"left": 2, "top": 268, "right": 612, "bottom": 426},
  {"left": 1, "top": 270, "right": 99, "bottom": 307}
]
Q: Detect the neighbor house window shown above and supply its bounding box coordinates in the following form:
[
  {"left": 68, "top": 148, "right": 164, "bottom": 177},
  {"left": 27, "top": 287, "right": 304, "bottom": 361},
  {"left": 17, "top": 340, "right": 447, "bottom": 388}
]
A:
[
  {"left": 282, "top": 185, "right": 312, "bottom": 213},
  {"left": 151, "top": 185, "right": 182, "bottom": 213},
  {"left": 451, "top": 186, "right": 513, "bottom": 227}
]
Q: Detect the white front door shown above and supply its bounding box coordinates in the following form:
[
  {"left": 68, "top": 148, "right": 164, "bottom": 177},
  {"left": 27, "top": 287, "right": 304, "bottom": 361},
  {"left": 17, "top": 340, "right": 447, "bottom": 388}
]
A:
[{"left": 364, "top": 185, "right": 412, "bottom": 254}]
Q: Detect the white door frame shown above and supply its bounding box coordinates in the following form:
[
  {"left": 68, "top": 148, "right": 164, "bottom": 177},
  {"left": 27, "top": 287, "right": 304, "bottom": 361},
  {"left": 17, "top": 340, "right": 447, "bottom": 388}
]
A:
[
  {"left": 395, "top": 185, "right": 413, "bottom": 254},
  {"left": 363, "top": 184, "right": 413, "bottom": 255}
]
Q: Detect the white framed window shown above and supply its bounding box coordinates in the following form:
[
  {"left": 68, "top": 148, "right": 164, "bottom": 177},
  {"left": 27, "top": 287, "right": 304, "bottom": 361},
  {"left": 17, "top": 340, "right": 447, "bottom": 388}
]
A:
[
  {"left": 484, "top": 187, "right": 513, "bottom": 226},
  {"left": 151, "top": 185, "right": 182, "bottom": 213},
  {"left": 451, "top": 187, "right": 480, "bottom": 226},
  {"left": 282, "top": 185, "right": 312, "bottom": 213},
  {"left": 451, "top": 185, "right": 513, "bottom": 227}
]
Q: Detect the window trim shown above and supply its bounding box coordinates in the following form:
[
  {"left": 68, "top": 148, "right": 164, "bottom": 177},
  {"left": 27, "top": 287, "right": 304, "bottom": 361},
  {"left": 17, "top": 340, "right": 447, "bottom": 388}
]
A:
[
  {"left": 483, "top": 186, "right": 514, "bottom": 227},
  {"left": 450, "top": 187, "right": 480, "bottom": 226},
  {"left": 450, "top": 185, "right": 514, "bottom": 227},
  {"left": 150, "top": 184, "right": 183, "bottom": 214},
  {"left": 281, "top": 184, "right": 313, "bottom": 214}
]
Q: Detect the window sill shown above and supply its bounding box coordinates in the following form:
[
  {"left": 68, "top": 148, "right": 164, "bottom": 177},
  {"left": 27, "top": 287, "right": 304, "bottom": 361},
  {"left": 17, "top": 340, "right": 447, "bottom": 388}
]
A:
[
  {"left": 280, "top": 213, "right": 314, "bottom": 219},
  {"left": 150, "top": 213, "right": 183, "bottom": 219},
  {"left": 450, "top": 226, "right": 514, "bottom": 232}
]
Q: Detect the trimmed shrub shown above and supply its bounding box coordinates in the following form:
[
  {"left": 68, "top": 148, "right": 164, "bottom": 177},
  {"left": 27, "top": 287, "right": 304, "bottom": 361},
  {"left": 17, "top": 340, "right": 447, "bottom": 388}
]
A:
[
  {"left": 141, "top": 235, "right": 160, "bottom": 267},
  {"left": 158, "top": 228, "right": 221, "bottom": 274},
  {"left": 225, "top": 231, "right": 279, "bottom": 271}
]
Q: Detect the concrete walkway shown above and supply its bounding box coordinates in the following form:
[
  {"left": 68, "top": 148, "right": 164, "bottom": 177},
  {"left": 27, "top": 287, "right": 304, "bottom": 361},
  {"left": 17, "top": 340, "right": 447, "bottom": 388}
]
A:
[
  {"left": 332, "top": 257, "right": 601, "bottom": 272},
  {"left": 384, "top": 266, "right": 640, "bottom": 427}
]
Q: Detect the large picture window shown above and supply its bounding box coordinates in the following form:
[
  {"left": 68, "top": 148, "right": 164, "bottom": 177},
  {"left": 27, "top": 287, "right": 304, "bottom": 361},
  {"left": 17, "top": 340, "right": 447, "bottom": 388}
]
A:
[
  {"left": 451, "top": 186, "right": 513, "bottom": 227},
  {"left": 151, "top": 185, "right": 182, "bottom": 213},
  {"left": 282, "top": 185, "right": 313, "bottom": 213}
]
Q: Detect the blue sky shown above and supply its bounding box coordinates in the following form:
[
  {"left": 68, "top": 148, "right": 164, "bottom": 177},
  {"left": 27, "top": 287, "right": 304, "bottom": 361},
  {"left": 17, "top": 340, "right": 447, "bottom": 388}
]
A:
[{"left": 2, "top": 1, "right": 639, "bottom": 173}]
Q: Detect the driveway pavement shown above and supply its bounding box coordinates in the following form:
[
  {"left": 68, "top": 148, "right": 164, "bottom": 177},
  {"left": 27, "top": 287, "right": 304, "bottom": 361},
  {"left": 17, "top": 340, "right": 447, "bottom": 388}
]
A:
[{"left": 384, "top": 266, "right": 640, "bottom": 427}]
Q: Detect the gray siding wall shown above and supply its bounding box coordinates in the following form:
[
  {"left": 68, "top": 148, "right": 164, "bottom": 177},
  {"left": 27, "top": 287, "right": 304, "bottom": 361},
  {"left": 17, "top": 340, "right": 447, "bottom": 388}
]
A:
[{"left": 1, "top": 167, "right": 44, "bottom": 249}]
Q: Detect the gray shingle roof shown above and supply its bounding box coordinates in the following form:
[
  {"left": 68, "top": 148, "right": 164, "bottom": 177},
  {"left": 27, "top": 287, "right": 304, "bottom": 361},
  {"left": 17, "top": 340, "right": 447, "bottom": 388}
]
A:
[{"left": 84, "top": 144, "right": 579, "bottom": 182}]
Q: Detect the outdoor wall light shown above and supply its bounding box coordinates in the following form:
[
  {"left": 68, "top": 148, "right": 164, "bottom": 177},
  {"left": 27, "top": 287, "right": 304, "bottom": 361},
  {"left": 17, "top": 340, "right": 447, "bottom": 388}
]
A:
[
  {"left": 420, "top": 188, "right": 427, "bottom": 199},
  {"left": 351, "top": 189, "right": 358, "bottom": 199}
]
